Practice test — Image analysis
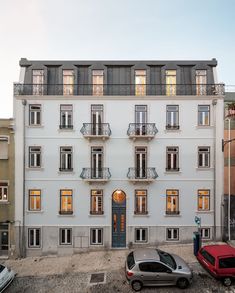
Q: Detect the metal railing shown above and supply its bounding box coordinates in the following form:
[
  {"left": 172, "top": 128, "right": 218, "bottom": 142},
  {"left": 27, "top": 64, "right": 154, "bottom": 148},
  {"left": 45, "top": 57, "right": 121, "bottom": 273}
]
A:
[
  {"left": 127, "top": 167, "right": 158, "bottom": 180},
  {"left": 80, "top": 168, "right": 111, "bottom": 180},
  {"left": 127, "top": 123, "right": 158, "bottom": 136},
  {"left": 14, "top": 83, "right": 225, "bottom": 96},
  {"left": 80, "top": 123, "right": 111, "bottom": 136}
]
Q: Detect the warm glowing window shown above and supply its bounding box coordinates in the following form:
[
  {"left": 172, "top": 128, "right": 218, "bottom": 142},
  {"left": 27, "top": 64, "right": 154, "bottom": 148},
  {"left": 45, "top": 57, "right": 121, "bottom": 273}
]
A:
[
  {"left": 166, "top": 190, "right": 179, "bottom": 214},
  {"left": 90, "top": 190, "right": 103, "bottom": 214},
  {"left": 92, "top": 70, "right": 104, "bottom": 96},
  {"left": 198, "top": 190, "right": 210, "bottom": 211},
  {"left": 63, "top": 70, "right": 74, "bottom": 95},
  {"left": 0, "top": 183, "right": 8, "bottom": 201},
  {"left": 60, "top": 190, "right": 73, "bottom": 214},
  {"left": 135, "top": 190, "right": 147, "bottom": 214},
  {"left": 29, "top": 190, "right": 41, "bottom": 211},
  {"left": 165, "top": 70, "right": 176, "bottom": 96},
  {"left": 135, "top": 70, "right": 146, "bottom": 96}
]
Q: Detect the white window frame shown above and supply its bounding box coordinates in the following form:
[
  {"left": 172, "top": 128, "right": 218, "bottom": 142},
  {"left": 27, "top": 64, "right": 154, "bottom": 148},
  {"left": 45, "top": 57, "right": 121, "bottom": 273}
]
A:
[
  {"left": 28, "top": 228, "right": 41, "bottom": 248},
  {"left": 166, "top": 105, "right": 179, "bottom": 129},
  {"left": 29, "top": 104, "right": 41, "bottom": 126},
  {"left": 32, "top": 70, "right": 44, "bottom": 95},
  {"left": 0, "top": 136, "right": 9, "bottom": 160},
  {"left": 135, "top": 228, "right": 148, "bottom": 243},
  {"left": 92, "top": 70, "right": 104, "bottom": 96},
  {"left": 135, "top": 70, "right": 146, "bottom": 96},
  {"left": 198, "top": 105, "right": 210, "bottom": 126},
  {"left": 166, "top": 190, "right": 179, "bottom": 214},
  {"left": 28, "top": 189, "right": 41, "bottom": 211},
  {"left": 166, "top": 147, "right": 179, "bottom": 171},
  {"left": 199, "top": 228, "right": 211, "bottom": 239},
  {"left": 90, "top": 228, "right": 103, "bottom": 245},
  {"left": 29, "top": 146, "right": 41, "bottom": 168},
  {"left": 90, "top": 190, "right": 103, "bottom": 214},
  {"left": 166, "top": 228, "right": 179, "bottom": 241},
  {"left": 63, "top": 70, "right": 74, "bottom": 95},
  {"left": 59, "top": 228, "right": 72, "bottom": 245},
  {"left": 60, "top": 147, "right": 73, "bottom": 171},
  {"left": 198, "top": 190, "right": 210, "bottom": 211},
  {"left": 135, "top": 190, "right": 147, "bottom": 214},
  {"left": 0, "top": 182, "right": 8, "bottom": 202},
  {"left": 60, "top": 104, "right": 73, "bottom": 129},
  {"left": 198, "top": 147, "right": 210, "bottom": 168}
]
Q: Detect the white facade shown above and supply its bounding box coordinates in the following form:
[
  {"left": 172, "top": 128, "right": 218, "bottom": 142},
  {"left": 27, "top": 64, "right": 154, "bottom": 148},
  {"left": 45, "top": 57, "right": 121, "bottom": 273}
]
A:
[{"left": 14, "top": 60, "right": 224, "bottom": 256}]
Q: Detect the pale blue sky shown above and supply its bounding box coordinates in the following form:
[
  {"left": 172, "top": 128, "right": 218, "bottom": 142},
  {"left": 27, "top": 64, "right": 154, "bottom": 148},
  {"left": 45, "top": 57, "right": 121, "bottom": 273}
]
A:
[{"left": 0, "top": 0, "right": 234, "bottom": 117}]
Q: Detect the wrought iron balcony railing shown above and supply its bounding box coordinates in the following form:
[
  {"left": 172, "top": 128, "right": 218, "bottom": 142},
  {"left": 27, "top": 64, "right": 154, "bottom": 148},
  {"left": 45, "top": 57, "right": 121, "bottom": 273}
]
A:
[
  {"left": 127, "top": 123, "right": 158, "bottom": 137},
  {"left": 80, "top": 168, "right": 111, "bottom": 181},
  {"left": 14, "top": 83, "right": 225, "bottom": 96},
  {"left": 80, "top": 123, "right": 111, "bottom": 137},
  {"left": 127, "top": 168, "right": 158, "bottom": 181}
]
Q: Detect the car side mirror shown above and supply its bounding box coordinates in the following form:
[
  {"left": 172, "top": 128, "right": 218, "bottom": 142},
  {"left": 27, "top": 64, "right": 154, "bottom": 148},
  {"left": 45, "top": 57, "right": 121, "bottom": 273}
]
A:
[{"left": 166, "top": 269, "right": 172, "bottom": 273}]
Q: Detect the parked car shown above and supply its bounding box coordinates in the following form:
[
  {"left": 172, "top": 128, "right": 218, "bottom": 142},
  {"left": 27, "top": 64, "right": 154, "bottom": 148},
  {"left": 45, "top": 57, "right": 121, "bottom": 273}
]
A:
[
  {"left": 197, "top": 244, "right": 235, "bottom": 286},
  {"left": 0, "top": 264, "right": 15, "bottom": 293},
  {"left": 125, "top": 248, "right": 193, "bottom": 291}
]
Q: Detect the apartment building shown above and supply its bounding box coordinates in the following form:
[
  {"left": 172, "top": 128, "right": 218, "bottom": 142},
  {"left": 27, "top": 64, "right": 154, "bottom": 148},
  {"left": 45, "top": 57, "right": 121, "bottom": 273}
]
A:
[
  {"left": 14, "top": 58, "right": 224, "bottom": 257},
  {"left": 0, "top": 118, "right": 15, "bottom": 258}
]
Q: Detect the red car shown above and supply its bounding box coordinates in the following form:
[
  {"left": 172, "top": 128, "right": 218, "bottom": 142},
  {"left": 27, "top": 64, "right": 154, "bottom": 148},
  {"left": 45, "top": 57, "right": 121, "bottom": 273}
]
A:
[{"left": 197, "top": 244, "right": 235, "bottom": 286}]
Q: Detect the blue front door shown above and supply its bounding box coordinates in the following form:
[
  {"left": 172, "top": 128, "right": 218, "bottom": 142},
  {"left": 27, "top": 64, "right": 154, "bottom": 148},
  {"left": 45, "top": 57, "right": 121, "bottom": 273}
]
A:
[{"left": 112, "top": 190, "right": 126, "bottom": 248}]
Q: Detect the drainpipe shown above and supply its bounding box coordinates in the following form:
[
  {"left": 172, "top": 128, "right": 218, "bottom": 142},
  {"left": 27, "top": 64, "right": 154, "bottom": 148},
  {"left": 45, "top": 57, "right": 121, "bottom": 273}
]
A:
[
  {"left": 212, "top": 99, "right": 217, "bottom": 241},
  {"left": 22, "top": 99, "right": 27, "bottom": 257}
]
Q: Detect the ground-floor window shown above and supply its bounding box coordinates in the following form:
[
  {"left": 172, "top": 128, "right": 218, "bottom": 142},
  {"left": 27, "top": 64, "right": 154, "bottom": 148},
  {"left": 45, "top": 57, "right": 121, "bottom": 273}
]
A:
[
  {"left": 135, "top": 228, "right": 148, "bottom": 243},
  {"left": 166, "top": 228, "right": 179, "bottom": 241},
  {"left": 28, "top": 228, "right": 41, "bottom": 248},
  {"left": 200, "top": 228, "right": 211, "bottom": 239},
  {"left": 59, "top": 228, "right": 72, "bottom": 245},
  {"left": 90, "top": 228, "right": 103, "bottom": 245}
]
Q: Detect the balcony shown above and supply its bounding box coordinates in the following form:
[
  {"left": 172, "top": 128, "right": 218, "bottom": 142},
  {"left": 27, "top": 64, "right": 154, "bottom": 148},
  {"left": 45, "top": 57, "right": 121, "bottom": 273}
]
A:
[
  {"left": 127, "top": 168, "right": 158, "bottom": 183},
  {"left": 14, "top": 83, "right": 225, "bottom": 96},
  {"left": 80, "top": 123, "right": 111, "bottom": 140},
  {"left": 127, "top": 123, "right": 158, "bottom": 140},
  {"left": 80, "top": 168, "right": 111, "bottom": 183}
]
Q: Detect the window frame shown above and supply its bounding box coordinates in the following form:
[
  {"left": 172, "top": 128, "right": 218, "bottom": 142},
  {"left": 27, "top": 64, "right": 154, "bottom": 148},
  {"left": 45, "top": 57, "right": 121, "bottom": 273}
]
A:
[
  {"left": 166, "top": 190, "right": 179, "bottom": 215},
  {"left": 63, "top": 70, "right": 74, "bottom": 95},
  {"left": 92, "top": 70, "right": 104, "bottom": 96},
  {"left": 198, "top": 190, "right": 210, "bottom": 211},
  {"left": 28, "top": 228, "right": 41, "bottom": 248},
  {"left": 166, "top": 105, "right": 179, "bottom": 129},
  {"left": 59, "top": 146, "right": 73, "bottom": 172},
  {"left": 32, "top": 70, "right": 44, "bottom": 95},
  {"left": 90, "top": 228, "right": 103, "bottom": 245},
  {"left": 90, "top": 189, "right": 103, "bottom": 215},
  {"left": 60, "top": 104, "right": 73, "bottom": 129},
  {"left": 29, "top": 146, "right": 41, "bottom": 168},
  {"left": 135, "top": 70, "right": 147, "bottom": 96},
  {"left": 166, "top": 146, "right": 179, "bottom": 171},
  {"left": 166, "top": 228, "right": 179, "bottom": 241},
  {"left": 59, "top": 228, "right": 72, "bottom": 245},
  {"left": 29, "top": 104, "right": 41, "bottom": 126},
  {"left": 59, "top": 189, "right": 73, "bottom": 215},
  {"left": 28, "top": 189, "right": 41, "bottom": 211},
  {"left": 199, "top": 228, "right": 211, "bottom": 239},
  {"left": 135, "top": 228, "right": 148, "bottom": 243},
  {"left": 198, "top": 147, "right": 210, "bottom": 168},
  {"left": 198, "top": 105, "right": 210, "bottom": 126},
  {"left": 0, "top": 182, "right": 8, "bottom": 202},
  {"left": 134, "top": 190, "right": 148, "bottom": 214},
  {"left": 0, "top": 136, "right": 9, "bottom": 160}
]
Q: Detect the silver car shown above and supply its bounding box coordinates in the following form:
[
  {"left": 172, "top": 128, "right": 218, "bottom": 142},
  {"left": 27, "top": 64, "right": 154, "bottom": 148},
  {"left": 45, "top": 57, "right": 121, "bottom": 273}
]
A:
[
  {"left": 0, "top": 264, "right": 15, "bottom": 293},
  {"left": 126, "top": 248, "right": 193, "bottom": 291}
]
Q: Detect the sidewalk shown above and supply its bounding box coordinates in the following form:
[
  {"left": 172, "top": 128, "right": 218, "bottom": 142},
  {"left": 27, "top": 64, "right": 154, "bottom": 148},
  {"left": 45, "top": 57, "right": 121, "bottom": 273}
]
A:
[{"left": 1, "top": 242, "right": 224, "bottom": 277}]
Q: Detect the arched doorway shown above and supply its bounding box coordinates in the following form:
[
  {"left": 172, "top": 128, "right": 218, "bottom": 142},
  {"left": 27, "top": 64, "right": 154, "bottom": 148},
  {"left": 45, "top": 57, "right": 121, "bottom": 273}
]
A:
[{"left": 112, "top": 190, "right": 126, "bottom": 248}]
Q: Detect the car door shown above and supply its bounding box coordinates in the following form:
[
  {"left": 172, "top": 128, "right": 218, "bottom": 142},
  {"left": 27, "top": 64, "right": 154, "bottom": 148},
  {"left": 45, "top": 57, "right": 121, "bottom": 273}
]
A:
[{"left": 218, "top": 256, "right": 235, "bottom": 277}]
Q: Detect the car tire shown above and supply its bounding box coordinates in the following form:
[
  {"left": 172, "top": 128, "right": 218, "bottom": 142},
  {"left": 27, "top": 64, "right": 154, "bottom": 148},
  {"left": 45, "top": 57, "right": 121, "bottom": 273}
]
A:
[
  {"left": 222, "top": 277, "right": 232, "bottom": 287},
  {"left": 131, "top": 280, "right": 143, "bottom": 291},
  {"left": 177, "top": 278, "right": 189, "bottom": 289}
]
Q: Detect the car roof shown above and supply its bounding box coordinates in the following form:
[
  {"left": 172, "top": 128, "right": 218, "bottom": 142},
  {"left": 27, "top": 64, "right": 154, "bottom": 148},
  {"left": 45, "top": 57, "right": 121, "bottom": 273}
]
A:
[
  {"left": 133, "top": 248, "right": 160, "bottom": 262},
  {"left": 202, "top": 244, "right": 235, "bottom": 257}
]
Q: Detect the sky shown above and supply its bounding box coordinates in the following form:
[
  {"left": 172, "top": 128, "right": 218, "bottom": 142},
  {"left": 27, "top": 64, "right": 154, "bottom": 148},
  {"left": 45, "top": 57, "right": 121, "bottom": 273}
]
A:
[{"left": 0, "top": 0, "right": 235, "bottom": 118}]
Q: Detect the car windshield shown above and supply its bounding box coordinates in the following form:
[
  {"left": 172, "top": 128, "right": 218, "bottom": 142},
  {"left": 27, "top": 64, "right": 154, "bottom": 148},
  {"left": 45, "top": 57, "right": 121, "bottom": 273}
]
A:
[
  {"left": 127, "top": 252, "right": 135, "bottom": 270},
  {"left": 157, "top": 249, "right": 176, "bottom": 270}
]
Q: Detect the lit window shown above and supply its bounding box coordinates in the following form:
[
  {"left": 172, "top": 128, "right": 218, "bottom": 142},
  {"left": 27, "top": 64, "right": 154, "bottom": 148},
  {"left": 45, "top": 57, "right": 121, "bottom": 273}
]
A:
[
  {"left": 135, "top": 70, "right": 146, "bottom": 96},
  {"left": 0, "top": 183, "right": 8, "bottom": 202},
  {"left": 90, "top": 190, "right": 103, "bottom": 214},
  {"left": 92, "top": 70, "right": 104, "bottom": 96},
  {"left": 29, "top": 146, "right": 41, "bottom": 168},
  {"left": 59, "top": 228, "right": 72, "bottom": 245},
  {"left": 165, "top": 70, "right": 176, "bottom": 96},
  {"left": 60, "top": 147, "right": 73, "bottom": 171},
  {"left": 166, "top": 228, "right": 179, "bottom": 241},
  {"left": 29, "top": 190, "right": 41, "bottom": 211},
  {"left": 63, "top": 70, "right": 74, "bottom": 95},
  {"left": 135, "top": 190, "right": 147, "bottom": 214},
  {"left": 198, "top": 190, "right": 210, "bottom": 211},
  {"left": 0, "top": 137, "right": 8, "bottom": 160},
  {"left": 166, "top": 147, "right": 179, "bottom": 171},
  {"left": 60, "top": 190, "right": 73, "bottom": 214},
  {"left": 166, "top": 190, "right": 179, "bottom": 214},
  {"left": 166, "top": 105, "right": 179, "bottom": 129},
  {"left": 135, "top": 228, "right": 148, "bottom": 243},
  {"left": 198, "top": 105, "right": 210, "bottom": 126},
  {"left": 28, "top": 228, "right": 41, "bottom": 248},
  {"left": 198, "top": 147, "right": 210, "bottom": 168},
  {"left": 29, "top": 105, "right": 41, "bottom": 126},
  {"left": 32, "top": 70, "right": 44, "bottom": 95},
  {"left": 196, "top": 70, "right": 207, "bottom": 95},
  {"left": 60, "top": 105, "right": 73, "bottom": 129},
  {"left": 90, "top": 228, "right": 103, "bottom": 245}
]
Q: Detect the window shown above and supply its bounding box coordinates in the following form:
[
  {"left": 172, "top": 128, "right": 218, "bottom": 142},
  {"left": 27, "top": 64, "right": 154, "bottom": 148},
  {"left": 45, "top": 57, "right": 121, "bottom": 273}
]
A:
[
  {"left": 219, "top": 257, "right": 235, "bottom": 269},
  {"left": 90, "top": 190, "right": 103, "bottom": 214},
  {"left": 135, "top": 70, "right": 146, "bottom": 96},
  {"left": 198, "top": 190, "right": 210, "bottom": 211},
  {"left": 166, "top": 147, "right": 179, "bottom": 171},
  {"left": 198, "top": 147, "right": 210, "bottom": 168},
  {"left": 135, "top": 190, "right": 147, "bottom": 214},
  {"left": 32, "top": 70, "right": 44, "bottom": 95},
  {"left": 166, "top": 70, "right": 176, "bottom": 96},
  {"left": 63, "top": 70, "right": 74, "bottom": 95},
  {"left": 29, "top": 105, "right": 41, "bottom": 126},
  {"left": 60, "top": 147, "right": 73, "bottom": 171},
  {"left": 166, "top": 190, "right": 179, "bottom": 214},
  {"left": 28, "top": 228, "right": 41, "bottom": 248},
  {"left": 135, "top": 147, "right": 147, "bottom": 178},
  {"left": 91, "top": 104, "right": 103, "bottom": 135},
  {"left": 0, "top": 183, "right": 8, "bottom": 202},
  {"left": 92, "top": 70, "right": 104, "bottom": 96},
  {"left": 60, "top": 190, "right": 73, "bottom": 214},
  {"left": 139, "top": 262, "right": 169, "bottom": 273},
  {"left": 29, "top": 190, "right": 41, "bottom": 211},
  {"left": 29, "top": 146, "right": 41, "bottom": 168},
  {"left": 60, "top": 105, "right": 73, "bottom": 129},
  {"left": 0, "top": 137, "right": 8, "bottom": 159},
  {"left": 166, "top": 105, "right": 179, "bottom": 129},
  {"left": 198, "top": 105, "right": 210, "bottom": 126},
  {"left": 135, "top": 228, "right": 148, "bottom": 243},
  {"left": 91, "top": 147, "right": 103, "bottom": 178},
  {"left": 166, "top": 228, "right": 179, "bottom": 241},
  {"left": 90, "top": 228, "right": 103, "bottom": 245},
  {"left": 200, "top": 249, "right": 215, "bottom": 266},
  {"left": 135, "top": 105, "right": 147, "bottom": 135},
  {"left": 196, "top": 70, "right": 207, "bottom": 95},
  {"left": 59, "top": 228, "right": 72, "bottom": 245},
  {"left": 200, "top": 228, "right": 211, "bottom": 239}
]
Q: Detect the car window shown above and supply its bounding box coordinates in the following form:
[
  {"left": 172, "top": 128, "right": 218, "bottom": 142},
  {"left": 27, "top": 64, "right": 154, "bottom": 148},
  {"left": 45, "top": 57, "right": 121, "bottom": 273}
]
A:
[
  {"left": 157, "top": 249, "right": 176, "bottom": 270},
  {"left": 127, "top": 252, "right": 135, "bottom": 270},
  {"left": 200, "top": 249, "right": 215, "bottom": 266},
  {"left": 219, "top": 257, "right": 235, "bottom": 269},
  {"left": 0, "top": 265, "right": 5, "bottom": 273},
  {"left": 139, "top": 262, "right": 169, "bottom": 273}
]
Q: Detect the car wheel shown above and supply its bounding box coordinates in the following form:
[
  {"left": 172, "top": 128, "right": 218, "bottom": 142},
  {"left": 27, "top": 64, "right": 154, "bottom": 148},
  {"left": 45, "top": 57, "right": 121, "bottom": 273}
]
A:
[
  {"left": 177, "top": 278, "right": 189, "bottom": 289},
  {"left": 131, "top": 280, "right": 143, "bottom": 291},
  {"left": 222, "top": 277, "right": 232, "bottom": 287}
]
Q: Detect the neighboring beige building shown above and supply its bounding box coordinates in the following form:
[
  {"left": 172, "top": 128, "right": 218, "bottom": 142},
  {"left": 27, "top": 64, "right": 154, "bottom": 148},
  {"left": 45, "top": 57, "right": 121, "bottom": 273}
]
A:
[{"left": 0, "top": 118, "right": 15, "bottom": 258}]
